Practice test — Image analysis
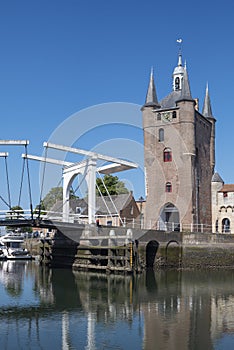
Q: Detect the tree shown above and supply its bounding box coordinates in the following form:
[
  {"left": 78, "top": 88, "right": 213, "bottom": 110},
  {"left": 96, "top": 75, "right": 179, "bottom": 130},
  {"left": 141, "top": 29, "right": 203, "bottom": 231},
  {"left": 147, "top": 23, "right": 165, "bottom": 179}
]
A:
[
  {"left": 96, "top": 174, "right": 129, "bottom": 196},
  {"left": 6, "top": 205, "right": 32, "bottom": 233},
  {"left": 37, "top": 187, "right": 78, "bottom": 211}
]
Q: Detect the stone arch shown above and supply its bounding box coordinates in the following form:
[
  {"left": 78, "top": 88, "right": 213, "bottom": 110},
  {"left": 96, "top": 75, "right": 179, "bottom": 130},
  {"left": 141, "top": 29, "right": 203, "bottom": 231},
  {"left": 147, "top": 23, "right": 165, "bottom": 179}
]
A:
[
  {"left": 158, "top": 202, "right": 180, "bottom": 231},
  {"left": 222, "top": 218, "right": 230, "bottom": 233},
  {"left": 146, "top": 240, "right": 159, "bottom": 268},
  {"left": 165, "top": 240, "right": 181, "bottom": 268}
]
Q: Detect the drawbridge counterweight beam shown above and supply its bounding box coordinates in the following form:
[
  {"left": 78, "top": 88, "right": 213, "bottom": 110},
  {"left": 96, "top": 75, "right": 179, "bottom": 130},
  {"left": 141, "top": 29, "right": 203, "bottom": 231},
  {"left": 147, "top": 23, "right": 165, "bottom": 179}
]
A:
[{"left": 0, "top": 140, "right": 29, "bottom": 146}]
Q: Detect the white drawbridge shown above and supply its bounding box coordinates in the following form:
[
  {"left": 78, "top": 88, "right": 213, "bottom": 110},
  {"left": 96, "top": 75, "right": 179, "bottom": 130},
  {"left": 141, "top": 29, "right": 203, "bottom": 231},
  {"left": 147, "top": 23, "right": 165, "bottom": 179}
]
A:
[{"left": 23, "top": 142, "right": 138, "bottom": 224}]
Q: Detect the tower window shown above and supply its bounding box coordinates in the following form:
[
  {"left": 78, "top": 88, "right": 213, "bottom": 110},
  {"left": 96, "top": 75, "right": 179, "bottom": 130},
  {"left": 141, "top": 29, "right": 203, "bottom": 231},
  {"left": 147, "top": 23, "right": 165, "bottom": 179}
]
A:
[
  {"left": 159, "top": 128, "right": 164, "bottom": 142},
  {"left": 164, "top": 148, "right": 172, "bottom": 162},
  {"left": 172, "top": 111, "right": 177, "bottom": 119},
  {"left": 157, "top": 113, "right": 161, "bottom": 121},
  {"left": 175, "top": 77, "right": 180, "bottom": 90},
  {"left": 165, "top": 182, "right": 172, "bottom": 192}
]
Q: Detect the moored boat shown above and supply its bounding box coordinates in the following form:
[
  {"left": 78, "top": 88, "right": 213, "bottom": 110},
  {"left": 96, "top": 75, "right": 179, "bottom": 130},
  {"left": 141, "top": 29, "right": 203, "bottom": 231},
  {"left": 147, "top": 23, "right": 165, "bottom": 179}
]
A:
[{"left": 0, "top": 233, "right": 32, "bottom": 260}]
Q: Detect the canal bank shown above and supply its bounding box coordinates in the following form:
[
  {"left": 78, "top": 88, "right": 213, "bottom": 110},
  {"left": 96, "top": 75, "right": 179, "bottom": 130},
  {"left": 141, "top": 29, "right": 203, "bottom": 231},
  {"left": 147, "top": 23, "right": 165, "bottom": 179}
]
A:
[{"left": 28, "top": 226, "right": 234, "bottom": 271}]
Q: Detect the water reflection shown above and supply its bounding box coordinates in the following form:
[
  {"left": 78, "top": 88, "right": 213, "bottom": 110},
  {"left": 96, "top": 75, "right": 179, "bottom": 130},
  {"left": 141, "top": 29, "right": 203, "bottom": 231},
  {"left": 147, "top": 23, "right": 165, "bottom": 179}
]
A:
[{"left": 0, "top": 261, "right": 234, "bottom": 349}]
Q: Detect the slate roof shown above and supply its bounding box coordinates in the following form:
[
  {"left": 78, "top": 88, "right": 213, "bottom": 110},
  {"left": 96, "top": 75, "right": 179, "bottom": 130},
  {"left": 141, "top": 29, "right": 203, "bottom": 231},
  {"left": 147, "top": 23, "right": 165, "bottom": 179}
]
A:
[
  {"left": 50, "top": 193, "right": 135, "bottom": 216},
  {"left": 159, "top": 90, "right": 182, "bottom": 109},
  {"left": 143, "top": 68, "right": 161, "bottom": 108},
  {"left": 212, "top": 172, "right": 224, "bottom": 183},
  {"left": 202, "top": 83, "right": 214, "bottom": 119}
]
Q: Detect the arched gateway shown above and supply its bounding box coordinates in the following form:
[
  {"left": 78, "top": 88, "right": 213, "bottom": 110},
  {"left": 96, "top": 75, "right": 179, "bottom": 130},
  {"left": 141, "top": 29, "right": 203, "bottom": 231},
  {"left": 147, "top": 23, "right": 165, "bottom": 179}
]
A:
[{"left": 159, "top": 203, "right": 180, "bottom": 231}]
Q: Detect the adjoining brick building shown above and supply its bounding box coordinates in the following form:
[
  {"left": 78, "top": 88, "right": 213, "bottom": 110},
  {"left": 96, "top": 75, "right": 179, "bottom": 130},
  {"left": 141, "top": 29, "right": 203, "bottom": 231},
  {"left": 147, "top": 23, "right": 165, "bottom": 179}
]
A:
[{"left": 142, "top": 52, "right": 216, "bottom": 231}]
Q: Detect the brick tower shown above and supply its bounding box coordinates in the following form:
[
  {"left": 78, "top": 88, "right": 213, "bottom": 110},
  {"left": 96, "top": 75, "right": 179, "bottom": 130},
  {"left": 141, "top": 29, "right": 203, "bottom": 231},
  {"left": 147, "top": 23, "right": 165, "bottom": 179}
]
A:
[{"left": 142, "top": 53, "right": 216, "bottom": 231}]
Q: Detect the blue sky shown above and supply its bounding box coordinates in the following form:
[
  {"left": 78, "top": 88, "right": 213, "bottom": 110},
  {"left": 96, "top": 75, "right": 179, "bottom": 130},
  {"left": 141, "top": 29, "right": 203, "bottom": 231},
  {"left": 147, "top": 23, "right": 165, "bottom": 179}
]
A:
[{"left": 0, "top": 0, "right": 233, "bottom": 210}]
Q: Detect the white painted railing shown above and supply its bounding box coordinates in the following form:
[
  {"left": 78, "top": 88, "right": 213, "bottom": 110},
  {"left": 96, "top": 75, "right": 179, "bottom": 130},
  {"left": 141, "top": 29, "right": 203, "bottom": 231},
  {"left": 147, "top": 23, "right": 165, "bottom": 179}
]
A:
[{"left": 0, "top": 209, "right": 224, "bottom": 233}]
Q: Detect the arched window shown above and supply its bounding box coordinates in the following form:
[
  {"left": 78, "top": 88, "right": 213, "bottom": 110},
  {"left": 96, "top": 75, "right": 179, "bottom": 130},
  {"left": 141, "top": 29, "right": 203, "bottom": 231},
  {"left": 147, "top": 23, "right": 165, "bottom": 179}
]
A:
[
  {"left": 159, "top": 128, "right": 164, "bottom": 142},
  {"left": 175, "top": 77, "right": 180, "bottom": 90},
  {"left": 164, "top": 148, "right": 172, "bottom": 162},
  {"left": 165, "top": 182, "right": 172, "bottom": 193},
  {"left": 222, "top": 218, "right": 230, "bottom": 233}
]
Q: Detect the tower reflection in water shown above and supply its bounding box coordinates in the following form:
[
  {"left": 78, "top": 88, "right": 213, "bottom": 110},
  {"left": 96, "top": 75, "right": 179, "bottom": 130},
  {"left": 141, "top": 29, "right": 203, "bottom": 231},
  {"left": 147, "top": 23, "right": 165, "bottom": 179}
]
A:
[{"left": 0, "top": 261, "right": 234, "bottom": 349}]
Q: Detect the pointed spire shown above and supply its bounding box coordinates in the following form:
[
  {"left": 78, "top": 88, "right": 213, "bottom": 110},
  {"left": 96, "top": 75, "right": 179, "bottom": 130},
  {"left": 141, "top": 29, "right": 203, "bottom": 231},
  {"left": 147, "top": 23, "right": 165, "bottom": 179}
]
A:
[
  {"left": 202, "top": 83, "right": 214, "bottom": 118},
  {"left": 176, "top": 67, "right": 193, "bottom": 102},
  {"left": 144, "top": 67, "right": 160, "bottom": 108}
]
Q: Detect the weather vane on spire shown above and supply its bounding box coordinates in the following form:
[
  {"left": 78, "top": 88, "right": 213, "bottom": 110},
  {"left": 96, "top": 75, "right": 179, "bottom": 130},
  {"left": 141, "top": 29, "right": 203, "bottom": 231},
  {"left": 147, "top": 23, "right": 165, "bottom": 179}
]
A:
[{"left": 176, "top": 38, "right": 183, "bottom": 54}]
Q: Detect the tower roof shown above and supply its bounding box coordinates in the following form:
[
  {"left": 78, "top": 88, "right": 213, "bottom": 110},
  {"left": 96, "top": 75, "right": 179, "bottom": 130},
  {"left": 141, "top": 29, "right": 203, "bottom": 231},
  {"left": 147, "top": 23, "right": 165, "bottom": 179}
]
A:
[
  {"left": 176, "top": 67, "right": 194, "bottom": 103},
  {"left": 143, "top": 67, "right": 160, "bottom": 108},
  {"left": 212, "top": 172, "right": 224, "bottom": 183},
  {"left": 202, "top": 83, "right": 214, "bottom": 119},
  {"left": 173, "top": 53, "right": 185, "bottom": 76}
]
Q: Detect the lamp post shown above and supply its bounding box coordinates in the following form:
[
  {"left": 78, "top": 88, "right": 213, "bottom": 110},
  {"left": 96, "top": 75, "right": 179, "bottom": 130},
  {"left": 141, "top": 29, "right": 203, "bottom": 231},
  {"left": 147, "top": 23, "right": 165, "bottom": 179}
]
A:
[{"left": 138, "top": 196, "right": 144, "bottom": 229}]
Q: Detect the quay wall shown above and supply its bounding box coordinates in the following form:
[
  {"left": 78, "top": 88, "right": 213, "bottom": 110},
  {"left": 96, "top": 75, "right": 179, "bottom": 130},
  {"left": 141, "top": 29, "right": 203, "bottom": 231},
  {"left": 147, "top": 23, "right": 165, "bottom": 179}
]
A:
[
  {"left": 137, "top": 230, "right": 234, "bottom": 269},
  {"left": 32, "top": 225, "right": 234, "bottom": 270}
]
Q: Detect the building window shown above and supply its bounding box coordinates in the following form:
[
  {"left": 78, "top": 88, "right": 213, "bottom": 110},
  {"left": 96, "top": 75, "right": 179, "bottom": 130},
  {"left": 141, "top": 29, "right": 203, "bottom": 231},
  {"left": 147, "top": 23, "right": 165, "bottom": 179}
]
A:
[
  {"left": 215, "top": 219, "right": 219, "bottom": 232},
  {"left": 223, "top": 192, "right": 228, "bottom": 198},
  {"left": 157, "top": 113, "right": 161, "bottom": 121},
  {"left": 165, "top": 182, "right": 172, "bottom": 192},
  {"left": 75, "top": 207, "right": 82, "bottom": 214},
  {"left": 222, "top": 218, "right": 230, "bottom": 233},
  {"left": 164, "top": 148, "right": 172, "bottom": 162},
  {"left": 172, "top": 111, "right": 177, "bottom": 119},
  {"left": 159, "top": 128, "right": 164, "bottom": 142}
]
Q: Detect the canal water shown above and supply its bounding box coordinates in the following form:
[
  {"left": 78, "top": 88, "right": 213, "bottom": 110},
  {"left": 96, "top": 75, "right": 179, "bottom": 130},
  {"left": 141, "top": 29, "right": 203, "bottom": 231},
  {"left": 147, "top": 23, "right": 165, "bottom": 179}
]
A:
[{"left": 0, "top": 261, "right": 234, "bottom": 350}]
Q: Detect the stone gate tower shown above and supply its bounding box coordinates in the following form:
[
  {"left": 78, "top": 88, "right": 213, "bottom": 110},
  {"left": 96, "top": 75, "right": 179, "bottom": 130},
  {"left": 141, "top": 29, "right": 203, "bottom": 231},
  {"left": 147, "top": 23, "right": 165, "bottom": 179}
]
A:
[{"left": 142, "top": 53, "right": 216, "bottom": 231}]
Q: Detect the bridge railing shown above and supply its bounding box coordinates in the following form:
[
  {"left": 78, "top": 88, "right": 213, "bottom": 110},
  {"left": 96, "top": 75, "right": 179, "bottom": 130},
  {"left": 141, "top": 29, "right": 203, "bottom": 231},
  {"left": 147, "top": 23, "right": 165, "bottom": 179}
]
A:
[{"left": 0, "top": 210, "right": 216, "bottom": 233}]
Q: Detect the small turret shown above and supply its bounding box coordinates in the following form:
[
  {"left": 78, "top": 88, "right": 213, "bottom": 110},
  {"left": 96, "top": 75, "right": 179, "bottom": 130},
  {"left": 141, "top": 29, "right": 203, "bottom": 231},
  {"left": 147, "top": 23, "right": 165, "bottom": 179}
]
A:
[
  {"left": 172, "top": 53, "right": 185, "bottom": 91},
  {"left": 203, "top": 83, "right": 216, "bottom": 173},
  {"left": 176, "top": 67, "right": 194, "bottom": 103},
  {"left": 202, "top": 83, "right": 214, "bottom": 119},
  {"left": 143, "top": 67, "right": 160, "bottom": 109}
]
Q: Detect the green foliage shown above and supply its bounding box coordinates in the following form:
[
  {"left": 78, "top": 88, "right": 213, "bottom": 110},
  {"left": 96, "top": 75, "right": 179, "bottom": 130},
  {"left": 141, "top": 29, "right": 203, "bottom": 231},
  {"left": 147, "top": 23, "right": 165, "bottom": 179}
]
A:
[
  {"left": 96, "top": 175, "right": 129, "bottom": 196},
  {"left": 6, "top": 205, "right": 32, "bottom": 233},
  {"left": 39, "top": 187, "right": 78, "bottom": 210}
]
